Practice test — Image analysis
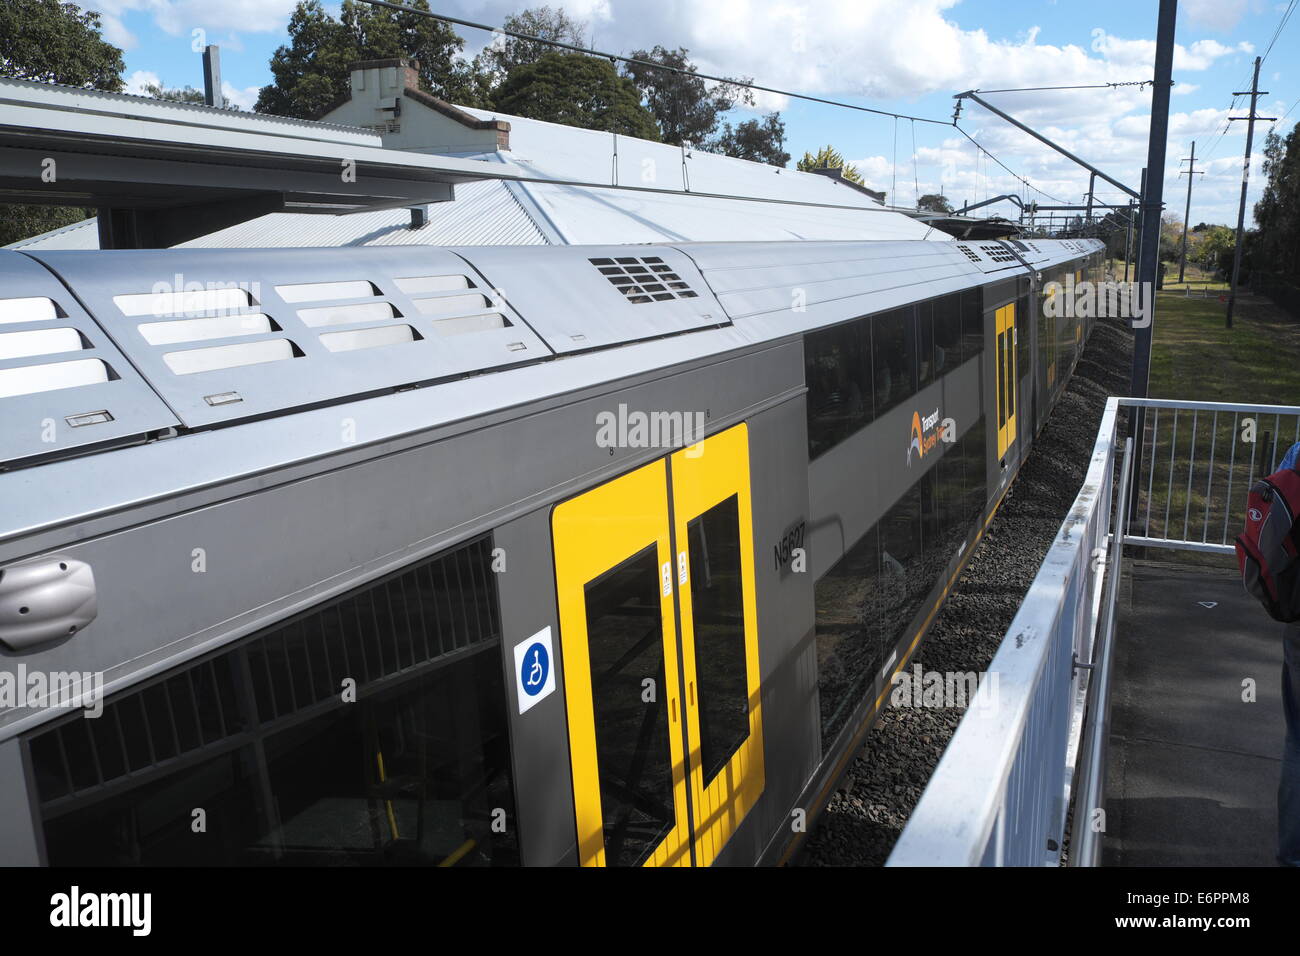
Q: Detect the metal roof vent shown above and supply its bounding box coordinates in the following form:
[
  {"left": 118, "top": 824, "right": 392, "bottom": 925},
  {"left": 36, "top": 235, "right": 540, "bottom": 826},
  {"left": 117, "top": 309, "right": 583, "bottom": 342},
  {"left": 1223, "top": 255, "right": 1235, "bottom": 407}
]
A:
[
  {"left": 589, "top": 256, "right": 700, "bottom": 304},
  {"left": 955, "top": 244, "right": 981, "bottom": 264},
  {"left": 979, "top": 243, "right": 1018, "bottom": 264}
]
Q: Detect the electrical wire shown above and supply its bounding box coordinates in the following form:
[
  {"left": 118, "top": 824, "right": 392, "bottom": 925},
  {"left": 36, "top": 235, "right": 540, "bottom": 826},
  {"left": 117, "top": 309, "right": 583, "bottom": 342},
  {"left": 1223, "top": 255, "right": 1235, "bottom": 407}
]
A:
[
  {"left": 1261, "top": 0, "right": 1298, "bottom": 67},
  {"left": 355, "top": 0, "right": 953, "bottom": 126},
  {"left": 954, "top": 124, "right": 1072, "bottom": 206},
  {"left": 973, "top": 80, "right": 1153, "bottom": 94}
]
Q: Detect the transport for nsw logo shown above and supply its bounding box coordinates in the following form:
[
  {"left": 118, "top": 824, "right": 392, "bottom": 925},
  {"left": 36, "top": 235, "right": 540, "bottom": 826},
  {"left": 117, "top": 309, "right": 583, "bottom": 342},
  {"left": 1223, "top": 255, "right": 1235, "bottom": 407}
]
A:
[{"left": 907, "top": 407, "right": 952, "bottom": 465}]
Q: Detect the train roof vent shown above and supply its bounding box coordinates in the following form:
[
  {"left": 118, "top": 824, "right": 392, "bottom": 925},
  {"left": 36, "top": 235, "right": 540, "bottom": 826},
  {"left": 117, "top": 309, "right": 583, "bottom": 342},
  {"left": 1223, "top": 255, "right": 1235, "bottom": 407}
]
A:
[
  {"left": 25, "top": 247, "right": 553, "bottom": 429},
  {"left": 453, "top": 246, "right": 728, "bottom": 355},
  {"left": 589, "top": 256, "right": 701, "bottom": 304},
  {"left": 979, "top": 243, "right": 1019, "bottom": 264},
  {"left": 955, "top": 243, "right": 982, "bottom": 264},
  {"left": 0, "top": 252, "right": 181, "bottom": 469}
]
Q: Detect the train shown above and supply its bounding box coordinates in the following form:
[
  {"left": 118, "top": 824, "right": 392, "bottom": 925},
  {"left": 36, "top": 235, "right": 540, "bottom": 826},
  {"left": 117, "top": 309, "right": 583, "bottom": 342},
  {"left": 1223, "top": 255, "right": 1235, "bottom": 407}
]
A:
[{"left": 0, "top": 235, "right": 1103, "bottom": 866}]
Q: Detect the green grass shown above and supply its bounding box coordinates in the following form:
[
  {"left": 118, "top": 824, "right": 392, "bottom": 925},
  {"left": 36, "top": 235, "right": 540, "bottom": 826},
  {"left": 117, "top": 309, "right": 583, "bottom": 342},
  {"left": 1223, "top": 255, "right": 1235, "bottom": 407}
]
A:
[
  {"left": 1148, "top": 283, "right": 1300, "bottom": 402},
  {"left": 1133, "top": 277, "right": 1300, "bottom": 566}
]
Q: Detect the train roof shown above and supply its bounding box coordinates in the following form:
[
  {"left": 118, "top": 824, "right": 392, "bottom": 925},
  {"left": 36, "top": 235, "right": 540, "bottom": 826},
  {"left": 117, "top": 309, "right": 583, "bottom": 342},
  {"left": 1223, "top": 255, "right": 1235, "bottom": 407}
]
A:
[{"left": 0, "top": 237, "right": 1102, "bottom": 549}]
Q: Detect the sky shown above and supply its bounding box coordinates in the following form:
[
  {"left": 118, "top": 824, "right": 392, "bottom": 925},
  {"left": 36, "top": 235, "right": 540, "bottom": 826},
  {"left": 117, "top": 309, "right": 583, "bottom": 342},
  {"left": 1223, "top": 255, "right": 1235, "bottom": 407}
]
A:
[{"left": 76, "top": 0, "right": 1299, "bottom": 228}]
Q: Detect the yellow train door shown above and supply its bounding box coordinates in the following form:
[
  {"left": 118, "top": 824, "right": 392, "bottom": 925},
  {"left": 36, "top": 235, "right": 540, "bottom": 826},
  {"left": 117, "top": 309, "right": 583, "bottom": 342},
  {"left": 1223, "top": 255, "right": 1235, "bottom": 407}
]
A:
[
  {"left": 551, "top": 423, "right": 764, "bottom": 866},
  {"left": 996, "top": 303, "right": 1018, "bottom": 460},
  {"left": 669, "top": 424, "right": 764, "bottom": 867}
]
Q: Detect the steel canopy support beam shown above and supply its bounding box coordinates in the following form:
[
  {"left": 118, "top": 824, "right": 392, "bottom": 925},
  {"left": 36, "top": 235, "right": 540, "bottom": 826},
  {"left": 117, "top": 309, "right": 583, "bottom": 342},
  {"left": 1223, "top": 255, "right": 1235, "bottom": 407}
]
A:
[
  {"left": 97, "top": 193, "right": 286, "bottom": 249},
  {"left": 956, "top": 193, "right": 1025, "bottom": 215},
  {"left": 955, "top": 91, "right": 1141, "bottom": 200}
]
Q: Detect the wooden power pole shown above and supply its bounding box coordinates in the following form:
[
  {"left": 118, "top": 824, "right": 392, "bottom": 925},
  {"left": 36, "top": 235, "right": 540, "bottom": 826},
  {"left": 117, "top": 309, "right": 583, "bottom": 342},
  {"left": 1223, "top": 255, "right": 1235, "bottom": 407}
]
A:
[
  {"left": 1225, "top": 56, "right": 1276, "bottom": 328},
  {"left": 1177, "top": 141, "right": 1203, "bottom": 283}
]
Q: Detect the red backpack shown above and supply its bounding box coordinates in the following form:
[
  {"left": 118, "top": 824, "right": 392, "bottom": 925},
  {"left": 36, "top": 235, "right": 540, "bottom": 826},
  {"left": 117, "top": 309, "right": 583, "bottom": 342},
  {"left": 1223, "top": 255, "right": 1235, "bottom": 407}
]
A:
[{"left": 1236, "top": 465, "right": 1300, "bottom": 623}]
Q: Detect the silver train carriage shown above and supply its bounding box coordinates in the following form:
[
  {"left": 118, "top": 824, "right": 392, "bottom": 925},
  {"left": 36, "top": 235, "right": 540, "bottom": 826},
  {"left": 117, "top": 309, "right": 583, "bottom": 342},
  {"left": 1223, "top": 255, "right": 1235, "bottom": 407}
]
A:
[{"left": 0, "top": 236, "right": 1105, "bottom": 866}]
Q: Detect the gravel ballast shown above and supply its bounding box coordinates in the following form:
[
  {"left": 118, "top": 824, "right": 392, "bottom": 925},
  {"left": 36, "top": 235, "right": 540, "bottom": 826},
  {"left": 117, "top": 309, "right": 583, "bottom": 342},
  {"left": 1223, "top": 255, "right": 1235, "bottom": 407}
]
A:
[{"left": 800, "top": 316, "right": 1136, "bottom": 866}]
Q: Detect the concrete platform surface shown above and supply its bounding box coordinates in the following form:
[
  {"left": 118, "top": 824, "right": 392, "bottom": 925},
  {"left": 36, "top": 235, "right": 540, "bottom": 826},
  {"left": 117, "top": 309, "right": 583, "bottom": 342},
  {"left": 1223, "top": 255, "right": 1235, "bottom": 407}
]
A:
[{"left": 1103, "top": 560, "right": 1288, "bottom": 866}]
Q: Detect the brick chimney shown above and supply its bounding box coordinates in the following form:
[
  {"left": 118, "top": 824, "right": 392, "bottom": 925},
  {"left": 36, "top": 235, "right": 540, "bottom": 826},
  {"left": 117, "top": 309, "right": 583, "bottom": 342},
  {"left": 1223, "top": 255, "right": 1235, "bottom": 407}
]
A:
[{"left": 339, "top": 57, "right": 510, "bottom": 151}]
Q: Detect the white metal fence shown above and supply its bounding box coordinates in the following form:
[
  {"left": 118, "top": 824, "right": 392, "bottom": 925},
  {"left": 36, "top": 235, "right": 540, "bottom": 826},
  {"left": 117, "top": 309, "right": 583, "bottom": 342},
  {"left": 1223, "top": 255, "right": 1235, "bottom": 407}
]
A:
[{"left": 886, "top": 396, "right": 1300, "bottom": 867}]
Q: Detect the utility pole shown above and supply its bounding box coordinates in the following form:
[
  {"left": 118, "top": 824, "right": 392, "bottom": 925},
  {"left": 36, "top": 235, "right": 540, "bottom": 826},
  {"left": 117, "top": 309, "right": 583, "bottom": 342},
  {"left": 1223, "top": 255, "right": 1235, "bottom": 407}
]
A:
[
  {"left": 1127, "top": 0, "right": 1177, "bottom": 524},
  {"left": 1225, "top": 56, "right": 1276, "bottom": 328},
  {"left": 1130, "top": 0, "right": 1176, "bottom": 399},
  {"left": 1177, "top": 141, "right": 1204, "bottom": 283}
]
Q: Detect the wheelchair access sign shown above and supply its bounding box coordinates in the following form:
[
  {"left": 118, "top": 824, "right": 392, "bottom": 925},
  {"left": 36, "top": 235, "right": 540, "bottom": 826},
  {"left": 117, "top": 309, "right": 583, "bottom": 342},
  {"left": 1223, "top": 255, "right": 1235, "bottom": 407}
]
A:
[{"left": 513, "top": 627, "right": 556, "bottom": 714}]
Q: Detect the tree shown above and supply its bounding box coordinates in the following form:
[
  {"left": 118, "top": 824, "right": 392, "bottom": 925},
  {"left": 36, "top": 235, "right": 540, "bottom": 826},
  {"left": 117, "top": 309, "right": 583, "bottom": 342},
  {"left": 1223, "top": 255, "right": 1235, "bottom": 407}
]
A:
[
  {"left": 1252, "top": 125, "right": 1300, "bottom": 280},
  {"left": 141, "top": 82, "right": 206, "bottom": 105},
  {"left": 917, "top": 194, "right": 953, "bottom": 214},
  {"left": 1195, "top": 224, "right": 1236, "bottom": 277},
  {"left": 710, "top": 112, "right": 790, "bottom": 167},
  {"left": 493, "top": 52, "right": 659, "bottom": 140},
  {"left": 0, "top": 0, "right": 124, "bottom": 246},
  {"left": 483, "top": 6, "right": 586, "bottom": 78},
  {"left": 255, "top": 0, "right": 489, "bottom": 118},
  {"left": 623, "top": 46, "right": 751, "bottom": 147},
  {"left": 0, "top": 0, "right": 124, "bottom": 91},
  {"left": 797, "top": 146, "right": 864, "bottom": 185}
]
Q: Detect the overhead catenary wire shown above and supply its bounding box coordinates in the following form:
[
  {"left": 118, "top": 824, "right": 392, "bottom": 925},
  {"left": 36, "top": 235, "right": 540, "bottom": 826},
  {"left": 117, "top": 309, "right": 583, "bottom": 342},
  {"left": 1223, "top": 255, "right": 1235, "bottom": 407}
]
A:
[
  {"left": 355, "top": 0, "right": 953, "bottom": 127},
  {"left": 971, "top": 80, "right": 1154, "bottom": 94},
  {"left": 954, "top": 124, "right": 1072, "bottom": 206}
]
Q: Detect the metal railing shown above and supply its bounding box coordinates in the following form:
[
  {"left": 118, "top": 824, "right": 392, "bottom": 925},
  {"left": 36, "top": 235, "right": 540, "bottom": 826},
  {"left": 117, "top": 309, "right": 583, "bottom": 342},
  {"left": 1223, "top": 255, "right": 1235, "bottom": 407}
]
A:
[
  {"left": 886, "top": 396, "right": 1300, "bottom": 867},
  {"left": 1129, "top": 399, "right": 1300, "bottom": 554}
]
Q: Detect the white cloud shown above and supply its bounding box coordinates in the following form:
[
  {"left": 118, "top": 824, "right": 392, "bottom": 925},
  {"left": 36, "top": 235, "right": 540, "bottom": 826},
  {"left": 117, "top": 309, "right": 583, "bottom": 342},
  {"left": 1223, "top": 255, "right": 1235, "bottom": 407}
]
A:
[
  {"left": 82, "top": 0, "right": 302, "bottom": 48},
  {"left": 1181, "top": 0, "right": 1249, "bottom": 33},
  {"left": 124, "top": 69, "right": 161, "bottom": 95},
  {"left": 221, "top": 82, "right": 261, "bottom": 110}
]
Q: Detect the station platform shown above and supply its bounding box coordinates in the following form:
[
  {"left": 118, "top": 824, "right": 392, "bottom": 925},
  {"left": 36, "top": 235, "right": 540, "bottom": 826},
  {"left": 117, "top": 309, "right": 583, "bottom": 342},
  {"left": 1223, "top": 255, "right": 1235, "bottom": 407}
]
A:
[{"left": 1103, "top": 560, "right": 1288, "bottom": 866}]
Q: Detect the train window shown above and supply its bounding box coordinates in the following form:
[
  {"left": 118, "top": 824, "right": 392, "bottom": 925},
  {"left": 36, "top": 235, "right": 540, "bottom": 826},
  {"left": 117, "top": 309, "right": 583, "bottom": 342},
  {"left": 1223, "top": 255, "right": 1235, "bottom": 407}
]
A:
[
  {"left": 960, "top": 417, "right": 989, "bottom": 525},
  {"left": 872, "top": 307, "right": 918, "bottom": 417},
  {"left": 933, "top": 294, "right": 962, "bottom": 376},
  {"left": 686, "top": 495, "right": 751, "bottom": 786},
  {"left": 804, "top": 318, "right": 873, "bottom": 459},
  {"left": 917, "top": 301, "right": 936, "bottom": 391},
  {"left": 814, "top": 524, "right": 882, "bottom": 751},
  {"left": 960, "top": 288, "right": 984, "bottom": 358},
  {"left": 30, "top": 534, "right": 519, "bottom": 867},
  {"left": 582, "top": 545, "right": 677, "bottom": 867},
  {"left": 878, "top": 484, "right": 927, "bottom": 671}
]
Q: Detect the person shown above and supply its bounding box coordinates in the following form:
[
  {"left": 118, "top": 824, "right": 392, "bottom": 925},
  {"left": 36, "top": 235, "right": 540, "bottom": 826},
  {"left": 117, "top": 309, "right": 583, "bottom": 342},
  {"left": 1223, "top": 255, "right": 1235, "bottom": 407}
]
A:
[{"left": 1279, "top": 440, "right": 1300, "bottom": 866}]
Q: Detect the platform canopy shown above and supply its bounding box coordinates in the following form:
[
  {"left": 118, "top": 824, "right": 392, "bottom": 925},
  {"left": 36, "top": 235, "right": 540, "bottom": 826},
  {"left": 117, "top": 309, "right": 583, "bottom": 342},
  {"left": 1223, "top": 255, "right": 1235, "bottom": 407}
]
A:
[{"left": 0, "top": 78, "right": 519, "bottom": 247}]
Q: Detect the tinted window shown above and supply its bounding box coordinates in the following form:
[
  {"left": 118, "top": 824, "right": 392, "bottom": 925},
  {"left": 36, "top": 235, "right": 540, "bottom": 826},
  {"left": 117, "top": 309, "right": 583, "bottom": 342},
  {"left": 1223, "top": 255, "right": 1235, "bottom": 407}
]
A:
[
  {"left": 917, "top": 300, "right": 936, "bottom": 391},
  {"left": 687, "top": 495, "right": 751, "bottom": 785},
  {"left": 583, "top": 545, "right": 676, "bottom": 867},
  {"left": 873, "top": 307, "right": 917, "bottom": 417},
  {"left": 814, "top": 418, "right": 989, "bottom": 750},
  {"left": 32, "top": 535, "right": 519, "bottom": 867},
  {"left": 814, "top": 524, "right": 882, "bottom": 750},
  {"left": 960, "top": 287, "right": 984, "bottom": 358},
  {"left": 805, "top": 318, "right": 873, "bottom": 459},
  {"left": 877, "top": 484, "right": 927, "bottom": 662},
  {"left": 933, "top": 293, "right": 962, "bottom": 376}
]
